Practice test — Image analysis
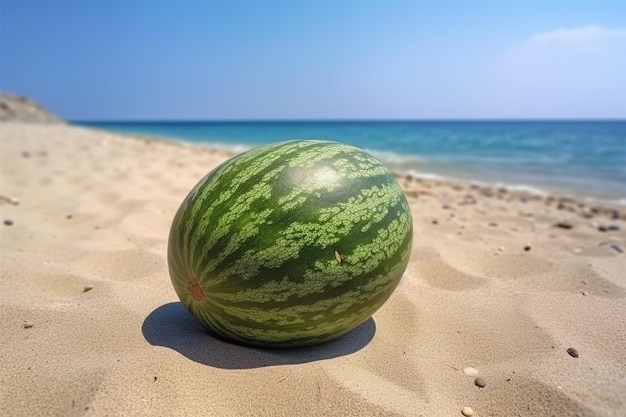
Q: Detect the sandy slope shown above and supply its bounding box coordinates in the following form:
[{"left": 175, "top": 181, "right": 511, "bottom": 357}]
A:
[{"left": 1, "top": 124, "right": 625, "bottom": 416}]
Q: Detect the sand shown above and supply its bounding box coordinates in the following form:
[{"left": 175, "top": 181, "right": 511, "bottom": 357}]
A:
[{"left": 1, "top": 123, "right": 625, "bottom": 417}]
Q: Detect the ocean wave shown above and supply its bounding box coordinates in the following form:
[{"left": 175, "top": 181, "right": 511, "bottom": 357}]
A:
[
  {"left": 488, "top": 182, "right": 549, "bottom": 196},
  {"left": 615, "top": 198, "right": 626, "bottom": 206},
  {"left": 365, "top": 148, "right": 426, "bottom": 166},
  {"left": 198, "top": 141, "right": 253, "bottom": 154},
  {"left": 403, "top": 169, "right": 449, "bottom": 181}
]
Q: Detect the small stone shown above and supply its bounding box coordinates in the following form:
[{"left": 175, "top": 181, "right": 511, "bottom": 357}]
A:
[
  {"left": 21, "top": 151, "right": 31, "bottom": 158},
  {"left": 463, "top": 367, "right": 479, "bottom": 376},
  {"left": 66, "top": 214, "right": 73, "bottom": 220},
  {"left": 489, "top": 222, "right": 498, "bottom": 227},
  {"left": 461, "top": 406, "right": 474, "bottom": 416},
  {"left": 3, "top": 219, "right": 13, "bottom": 226},
  {"left": 498, "top": 246, "right": 505, "bottom": 252},
  {"left": 432, "top": 220, "right": 439, "bottom": 225},
  {"left": 555, "top": 222, "right": 573, "bottom": 229},
  {"left": 442, "top": 204, "right": 453, "bottom": 210},
  {"left": 567, "top": 347, "right": 579, "bottom": 358},
  {"left": 474, "top": 377, "right": 487, "bottom": 388},
  {"left": 524, "top": 245, "right": 531, "bottom": 251},
  {"left": 23, "top": 322, "right": 34, "bottom": 329},
  {"left": 581, "top": 291, "right": 588, "bottom": 296},
  {"left": 83, "top": 285, "right": 94, "bottom": 293},
  {"left": 0, "top": 195, "right": 19, "bottom": 205},
  {"left": 598, "top": 225, "right": 619, "bottom": 232}
]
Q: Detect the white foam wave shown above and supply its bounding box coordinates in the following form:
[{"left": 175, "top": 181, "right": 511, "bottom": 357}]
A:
[
  {"left": 615, "top": 198, "right": 626, "bottom": 206},
  {"left": 403, "top": 169, "right": 449, "bottom": 181},
  {"left": 200, "top": 141, "right": 252, "bottom": 154},
  {"left": 491, "top": 182, "right": 549, "bottom": 196},
  {"left": 365, "top": 149, "right": 425, "bottom": 166}
]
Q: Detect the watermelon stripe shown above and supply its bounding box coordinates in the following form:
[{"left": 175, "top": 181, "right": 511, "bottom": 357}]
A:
[{"left": 209, "top": 211, "right": 409, "bottom": 305}]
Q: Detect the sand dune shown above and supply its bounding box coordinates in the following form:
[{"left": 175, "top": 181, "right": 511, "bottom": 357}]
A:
[{"left": 1, "top": 124, "right": 625, "bottom": 416}]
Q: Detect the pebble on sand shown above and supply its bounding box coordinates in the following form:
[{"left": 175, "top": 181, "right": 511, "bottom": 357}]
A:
[
  {"left": 598, "top": 225, "right": 620, "bottom": 232},
  {"left": 474, "top": 377, "right": 487, "bottom": 388},
  {"left": 3, "top": 219, "right": 13, "bottom": 226},
  {"left": 463, "top": 367, "right": 479, "bottom": 376},
  {"left": 567, "top": 347, "right": 579, "bottom": 358},
  {"left": 555, "top": 222, "right": 573, "bottom": 229},
  {"left": 581, "top": 211, "right": 594, "bottom": 219},
  {"left": 599, "top": 241, "right": 624, "bottom": 254},
  {"left": 461, "top": 406, "right": 474, "bottom": 416},
  {"left": 524, "top": 245, "right": 531, "bottom": 251},
  {"left": 0, "top": 195, "right": 19, "bottom": 205},
  {"left": 22, "top": 322, "right": 34, "bottom": 329}
]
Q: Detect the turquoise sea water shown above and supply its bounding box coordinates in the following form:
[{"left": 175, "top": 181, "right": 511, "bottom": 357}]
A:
[{"left": 78, "top": 121, "right": 626, "bottom": 203}]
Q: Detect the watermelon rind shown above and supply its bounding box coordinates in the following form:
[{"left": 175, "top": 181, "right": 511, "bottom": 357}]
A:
[{"left": 167, "top": 140, "right": 412, "bottom": 348}]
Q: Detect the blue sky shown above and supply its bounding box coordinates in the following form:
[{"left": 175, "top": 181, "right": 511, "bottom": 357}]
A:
[{"left": 1, "top": 1, "right": 625, "bottom": 120}]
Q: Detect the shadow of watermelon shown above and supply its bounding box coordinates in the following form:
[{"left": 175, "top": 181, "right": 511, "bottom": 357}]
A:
[{"left": 142, "top": 302, "right": 376, "bottom": 368}]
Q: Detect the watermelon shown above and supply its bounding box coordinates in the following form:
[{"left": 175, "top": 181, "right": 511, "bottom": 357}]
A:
[{"left": 167, "top": 140, "right": 412, "bottom": 348}]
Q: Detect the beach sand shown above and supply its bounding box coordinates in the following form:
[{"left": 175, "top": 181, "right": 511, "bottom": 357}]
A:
[{"left": 1, "top": 123, "right": 625, "bottom": 417}]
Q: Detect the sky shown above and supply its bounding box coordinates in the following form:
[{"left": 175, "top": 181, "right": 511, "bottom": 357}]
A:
[{"left": 1, "top": 1, "right": 625, "bottom": 120}]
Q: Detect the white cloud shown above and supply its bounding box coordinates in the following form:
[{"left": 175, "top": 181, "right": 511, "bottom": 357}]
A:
[
  {"left": 485, "top": 24, "right": 626, "bottom": 118},
  {"left": 531, "top": 24, "right": 626, "bottom": 44}
]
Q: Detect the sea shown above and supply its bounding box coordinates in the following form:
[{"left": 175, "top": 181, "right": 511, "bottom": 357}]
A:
[{"left": 77, "top": 121, "right": 626, "bottom": 204}]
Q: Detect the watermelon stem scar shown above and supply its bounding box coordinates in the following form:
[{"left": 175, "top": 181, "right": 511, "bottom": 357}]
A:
[{"left": 187, "top": 276, "right": 205, "bottom": 301}]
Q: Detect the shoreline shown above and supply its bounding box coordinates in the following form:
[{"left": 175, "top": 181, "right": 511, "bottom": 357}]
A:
[
  {"left": 1, "top": 122, "right": 625, "bottom": 416},
  {"left": 78, "top": 122, "right": 626, "bottom": 209}
]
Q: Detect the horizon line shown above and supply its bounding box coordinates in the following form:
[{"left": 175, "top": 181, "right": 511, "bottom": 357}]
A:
[{"left": 71, "top": 117, "right": 626, "bottom": 124}]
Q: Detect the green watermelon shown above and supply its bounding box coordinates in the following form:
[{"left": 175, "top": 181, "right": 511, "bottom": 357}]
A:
[{"left": 167, "top": 140, "right": 412, "bottom": 348}]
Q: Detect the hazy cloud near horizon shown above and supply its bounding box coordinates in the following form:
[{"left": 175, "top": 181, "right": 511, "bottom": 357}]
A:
[
  {"left": 531, "top": 24, "right": 626, "bottom": 44},
  {"left": 482, "top": 24, "right": 626, "bottom": 119}
]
